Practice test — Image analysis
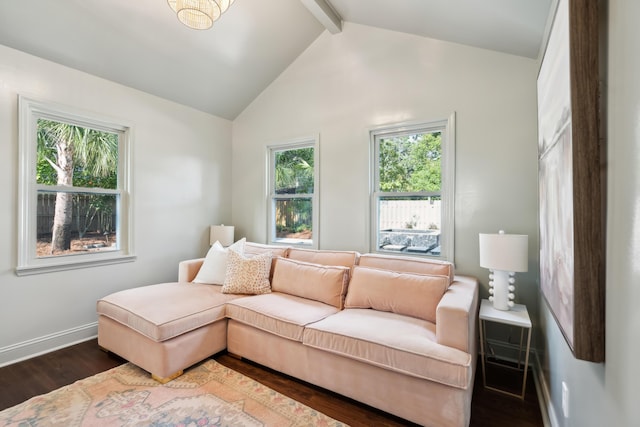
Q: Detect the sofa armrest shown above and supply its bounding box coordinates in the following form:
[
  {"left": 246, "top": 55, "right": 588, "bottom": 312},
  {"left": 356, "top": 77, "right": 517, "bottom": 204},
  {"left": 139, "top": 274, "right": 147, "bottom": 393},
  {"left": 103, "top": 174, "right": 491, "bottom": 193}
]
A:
[
  {"left": 436, "top": 275, "right": 479, "bottom": 354},
  {"left": 178, "top": 258, "right": 205, "bottom": 282}
]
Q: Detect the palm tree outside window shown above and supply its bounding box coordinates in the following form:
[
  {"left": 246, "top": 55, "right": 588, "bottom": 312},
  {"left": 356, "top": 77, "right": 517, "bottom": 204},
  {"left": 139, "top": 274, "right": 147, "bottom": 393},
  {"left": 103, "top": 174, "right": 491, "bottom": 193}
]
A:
[
  {"left": 17, "top": 96, "right": 134, "bottom": 275},
  {"left": 267, "top": 137, "right": 318, "bottom": 248}
]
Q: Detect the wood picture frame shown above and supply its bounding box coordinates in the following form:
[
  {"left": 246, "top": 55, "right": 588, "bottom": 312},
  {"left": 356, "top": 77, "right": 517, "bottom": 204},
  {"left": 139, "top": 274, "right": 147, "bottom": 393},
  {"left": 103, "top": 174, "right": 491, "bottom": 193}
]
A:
[{"left": 537, "top": 0, "right": 604, "bottom": 362}]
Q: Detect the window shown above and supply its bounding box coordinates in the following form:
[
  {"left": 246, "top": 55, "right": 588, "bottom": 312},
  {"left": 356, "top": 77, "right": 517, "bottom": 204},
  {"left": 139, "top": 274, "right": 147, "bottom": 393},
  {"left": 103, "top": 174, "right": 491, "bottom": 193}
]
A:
[
  {"left": 371, "top": 115, "right": 455, "bottom": 261},
  {"left": 17, "top": 96, "right": 134, "bottom": 275},
  {"left": 267, "top": 138, "right": 318, "bottom": 248}
]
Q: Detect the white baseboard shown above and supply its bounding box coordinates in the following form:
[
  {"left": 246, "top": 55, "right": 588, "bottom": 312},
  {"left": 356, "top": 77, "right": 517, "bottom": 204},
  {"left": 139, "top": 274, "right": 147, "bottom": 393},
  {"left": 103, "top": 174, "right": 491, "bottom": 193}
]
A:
[
  {"left": 0, "top": 322, "right": 98, "bottom": 368},
  {"left": 532, "top": 350, "right": 560, "bottom": 427}
]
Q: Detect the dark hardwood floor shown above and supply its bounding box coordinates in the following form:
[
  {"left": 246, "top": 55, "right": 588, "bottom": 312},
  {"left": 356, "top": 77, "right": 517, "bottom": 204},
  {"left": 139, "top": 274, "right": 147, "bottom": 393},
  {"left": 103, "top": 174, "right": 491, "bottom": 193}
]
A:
[{"left": 0, "top": 339, "right": 543, "bottom": 426}]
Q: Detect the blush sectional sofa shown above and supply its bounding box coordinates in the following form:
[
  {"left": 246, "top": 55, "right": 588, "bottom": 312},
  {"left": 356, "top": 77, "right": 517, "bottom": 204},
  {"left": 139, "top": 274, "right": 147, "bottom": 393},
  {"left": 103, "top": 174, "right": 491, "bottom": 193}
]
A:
[{"left": 97, "top": 241, "right": 479, "bottom": 427}]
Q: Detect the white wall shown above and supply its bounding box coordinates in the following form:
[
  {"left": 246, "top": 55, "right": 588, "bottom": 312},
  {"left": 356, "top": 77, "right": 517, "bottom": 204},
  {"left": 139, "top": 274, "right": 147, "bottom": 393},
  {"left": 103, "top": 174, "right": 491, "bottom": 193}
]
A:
[
  {"left": 539, "top": 1, "right": 640, "bottom": 426},
  {"left": 232, "top": 22, "right": 540, "bottom": 316},
  {"left": 0, "top": 44, "right": 232, "bottom": 365}
]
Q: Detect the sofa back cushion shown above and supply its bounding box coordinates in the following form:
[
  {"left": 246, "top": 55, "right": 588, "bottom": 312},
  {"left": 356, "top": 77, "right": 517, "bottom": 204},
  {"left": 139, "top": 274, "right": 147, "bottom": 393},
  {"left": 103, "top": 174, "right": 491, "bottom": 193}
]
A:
[
  {"left": 271, "top": 257, "right": 351, "bottom": 309},
  {"left": 358, "top": 253, "right": 454, "bottom": 285},
  {"left": 245, "top": 242, "right": 289, "bottom": 258},
  {"left": 344, "top": 266, "right": 449, "bottom": 323},
  {"left": 245, "top": 242, "right": 289, "bottom": 280},
  {"left": 287, "top": 248, "right": 359, "bottom": 270}
]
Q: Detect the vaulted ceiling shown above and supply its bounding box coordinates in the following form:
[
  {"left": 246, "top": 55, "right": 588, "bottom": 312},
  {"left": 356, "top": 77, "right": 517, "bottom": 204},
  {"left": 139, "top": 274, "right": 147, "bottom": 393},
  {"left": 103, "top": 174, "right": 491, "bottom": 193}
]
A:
[{"left": 0, "top": 0, "right": 553, "bottom": 120}]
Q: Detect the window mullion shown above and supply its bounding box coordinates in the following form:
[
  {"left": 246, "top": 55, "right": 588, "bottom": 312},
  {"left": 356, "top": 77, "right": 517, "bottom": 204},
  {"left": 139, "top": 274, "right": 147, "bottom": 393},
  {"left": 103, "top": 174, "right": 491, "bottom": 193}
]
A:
[
  {"left": 376, "top": 191, "right": 440, "bottom": 198},
  {"left": 36, "top": 184, "right": 121, "bottom": 195},
  {"left": 273, "top": 193, "right": 313, "bottom": 200}
]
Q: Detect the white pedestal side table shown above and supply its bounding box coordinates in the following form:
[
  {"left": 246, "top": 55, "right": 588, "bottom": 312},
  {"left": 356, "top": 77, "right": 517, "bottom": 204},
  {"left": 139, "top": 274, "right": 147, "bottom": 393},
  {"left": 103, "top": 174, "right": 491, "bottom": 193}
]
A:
[{"left": 478, "top": 298, "right": 532, "bottom": 399}]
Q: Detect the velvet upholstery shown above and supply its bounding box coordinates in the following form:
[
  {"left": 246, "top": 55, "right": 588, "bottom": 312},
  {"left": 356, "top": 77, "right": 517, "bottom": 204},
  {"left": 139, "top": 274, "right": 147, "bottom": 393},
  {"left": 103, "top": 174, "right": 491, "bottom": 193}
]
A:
[
  {"left": 227, "top": 319, "right": 473, "bottom": 427},
  {"left": 436, "top": 275, "right": 479, "bottom": 354},
  {"left": 345, "top": 265, "right": 449, "bottom": 322},
  {"left": 98, "top": 315, "right": 228, "bottom": 379},
  {"left": 178, "top": 258, "right": 204, "bottom": 282},
  {"left": 244, "top": 241, "right": 289, "bottom": 279},
  {"left": 303, "top": 308, "right": 471, "bottom": 388},
  {"left": 226, "top": 292, "right": 339, "bottom": 341},
  {"left": 97, "top": 282, "right": 241, "bottom": 341},
  {"left": 358, "top": 252, "right": 455, "bottom": 284},
  {"left": 97, "top": 243, "right": 478, "bottom": 427},
  {"left": 271, "top": 257, "right": 350, "bottom": 309},
  {"left": 287, "top": 247, "right": 359, "bottom": 270}
]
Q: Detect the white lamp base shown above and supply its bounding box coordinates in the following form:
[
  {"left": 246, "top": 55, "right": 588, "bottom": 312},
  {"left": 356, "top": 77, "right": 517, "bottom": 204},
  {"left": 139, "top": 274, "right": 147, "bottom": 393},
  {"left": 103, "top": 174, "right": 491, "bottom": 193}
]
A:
[{"left": 488, "top": 270, "right": 515, "bottom": 311}]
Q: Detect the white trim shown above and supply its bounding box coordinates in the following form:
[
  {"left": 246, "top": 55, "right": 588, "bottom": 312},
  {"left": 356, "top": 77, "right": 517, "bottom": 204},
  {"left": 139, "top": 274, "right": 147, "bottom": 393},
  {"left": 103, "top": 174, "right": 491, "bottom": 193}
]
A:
[
  {"left": 299, "top": 0, "right": 342, "bottom": 34},
  {"left": 441, "top": 112, "right": 456, "bottom": 261},
  {"left": 266, "top": 136, "right": 319, "bottom": 249},
  {"left": 16, "top": 95, "right": 135, "bottom": 274},
  {"left": 0, "top": 322, "right": 98, "bottom": 367},
  {"left": 369, "top": 114, "right": 456, "bottom": 262},
  {"left": 533, "top": 350, "right": 559, "bottom": 427},
  {"left": 16, "top": 254, "right": 137, "bottom": 276},
  {"left": 35, "top": 184, "right": 121, "bottom": 194}
]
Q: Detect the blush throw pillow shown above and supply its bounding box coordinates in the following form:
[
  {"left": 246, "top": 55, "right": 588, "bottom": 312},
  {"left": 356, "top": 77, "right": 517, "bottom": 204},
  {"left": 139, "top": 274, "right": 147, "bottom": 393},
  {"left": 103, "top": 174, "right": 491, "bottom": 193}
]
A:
[
  {"left": 193, "top": 238, "right": 246, "bottom": 285},
  {"left": 222, "top": 249, "right": 272, "bottom": 295},
  {"left": 271, "top": 257, "right": 351, "bottom": 309},
  {"left": 344, "top": 266, "right": 449, "bottom": 323}
]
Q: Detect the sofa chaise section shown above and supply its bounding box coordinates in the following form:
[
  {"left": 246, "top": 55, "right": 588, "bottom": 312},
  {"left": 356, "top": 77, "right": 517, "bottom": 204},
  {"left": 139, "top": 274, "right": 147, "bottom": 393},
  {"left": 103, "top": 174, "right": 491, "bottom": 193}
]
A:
[{"left": 97, "top": 277, "right": 242, "bottom": 382}]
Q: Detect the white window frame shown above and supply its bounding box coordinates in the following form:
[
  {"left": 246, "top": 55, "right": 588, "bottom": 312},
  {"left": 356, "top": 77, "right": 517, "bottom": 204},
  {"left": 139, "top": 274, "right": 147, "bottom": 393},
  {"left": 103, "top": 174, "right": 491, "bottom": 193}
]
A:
[
  {"left": 370, "top": 113, "right": 456, "bottom": 262},
  {"left": 16, "top": 95, "right": 135, "bottom": 276},
  {"left": 267, "top": 136, "right": 319, "bottom": 249}
]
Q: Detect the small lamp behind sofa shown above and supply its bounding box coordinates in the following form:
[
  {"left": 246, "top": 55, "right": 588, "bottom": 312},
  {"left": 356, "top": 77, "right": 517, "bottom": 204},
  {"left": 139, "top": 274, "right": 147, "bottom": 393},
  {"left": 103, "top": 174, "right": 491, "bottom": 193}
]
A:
[{"left": 210, "top": 224, "right": 235, "bottom": 247}]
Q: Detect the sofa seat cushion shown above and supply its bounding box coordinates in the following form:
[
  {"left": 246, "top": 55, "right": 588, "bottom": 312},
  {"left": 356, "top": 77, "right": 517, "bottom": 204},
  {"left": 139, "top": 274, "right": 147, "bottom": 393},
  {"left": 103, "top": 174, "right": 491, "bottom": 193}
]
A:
[
  {"left": 225, "top": 292, "right": 339, "bottom": 342},
  {"left": 97, "top": 282, "right": 243, "bottom": 342},
  {"left": 303, "top": 309, "right": 472, "bottom": 389}
]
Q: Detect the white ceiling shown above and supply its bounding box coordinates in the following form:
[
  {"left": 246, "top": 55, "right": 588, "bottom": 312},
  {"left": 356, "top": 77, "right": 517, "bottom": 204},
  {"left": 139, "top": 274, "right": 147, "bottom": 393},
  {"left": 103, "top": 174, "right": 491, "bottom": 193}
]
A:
[{"left": 0, "top": 0, "right": 553, "bottom": 120}]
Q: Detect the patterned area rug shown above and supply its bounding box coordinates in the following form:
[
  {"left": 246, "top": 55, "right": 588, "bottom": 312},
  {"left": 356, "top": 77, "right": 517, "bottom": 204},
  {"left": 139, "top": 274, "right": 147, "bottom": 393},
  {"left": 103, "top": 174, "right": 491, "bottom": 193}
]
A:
[{"left": 0, "top": 360, "right": 348, "bottom": 426}]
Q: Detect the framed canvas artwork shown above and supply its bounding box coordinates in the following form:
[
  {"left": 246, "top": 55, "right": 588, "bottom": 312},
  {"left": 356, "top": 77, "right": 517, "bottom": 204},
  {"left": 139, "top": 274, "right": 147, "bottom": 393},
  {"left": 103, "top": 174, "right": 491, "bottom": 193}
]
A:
[{"left": 537, "top": 0, "right": 604, "bottom": 362}]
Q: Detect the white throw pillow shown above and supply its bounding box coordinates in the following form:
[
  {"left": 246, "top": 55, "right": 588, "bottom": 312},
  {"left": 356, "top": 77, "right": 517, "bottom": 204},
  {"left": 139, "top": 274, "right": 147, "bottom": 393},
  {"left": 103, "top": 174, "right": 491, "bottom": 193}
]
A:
[{"left": 192, "top": 238, "right": 245, "bottom": 285}]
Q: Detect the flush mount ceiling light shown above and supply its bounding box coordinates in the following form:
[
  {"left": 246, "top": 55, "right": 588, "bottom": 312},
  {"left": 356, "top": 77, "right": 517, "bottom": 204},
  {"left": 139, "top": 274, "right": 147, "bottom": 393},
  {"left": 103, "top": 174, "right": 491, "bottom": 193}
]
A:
[{"left": 167, "top": 0, "right": 236, "bottom": 30}]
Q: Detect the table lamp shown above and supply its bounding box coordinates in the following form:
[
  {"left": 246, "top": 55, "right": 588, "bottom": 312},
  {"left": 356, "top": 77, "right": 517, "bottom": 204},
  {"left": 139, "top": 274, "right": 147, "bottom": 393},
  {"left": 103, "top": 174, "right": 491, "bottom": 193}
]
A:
[
  {"left": 479, "top": 230, "right": 528, "bottom": 310},
  {"left": 209, "top": 224, "right": 235, "bottom": 247}
]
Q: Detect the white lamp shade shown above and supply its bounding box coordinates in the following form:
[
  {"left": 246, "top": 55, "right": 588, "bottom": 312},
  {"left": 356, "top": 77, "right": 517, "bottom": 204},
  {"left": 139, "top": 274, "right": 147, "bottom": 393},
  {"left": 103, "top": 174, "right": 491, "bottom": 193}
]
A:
[
  {"left": 210, "top": 225, "right": 234, "bottom": 247},
  {"left": 479, "top": 232, "right": 528, "bottom": 272}
]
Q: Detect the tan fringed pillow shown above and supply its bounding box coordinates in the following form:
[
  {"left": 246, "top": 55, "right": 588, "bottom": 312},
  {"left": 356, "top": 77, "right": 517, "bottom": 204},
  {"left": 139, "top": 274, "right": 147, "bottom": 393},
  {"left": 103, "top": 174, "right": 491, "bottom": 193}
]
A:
[
  {"left": 222, "top": 249, "right": 272, "bottom": 295},
  {"left": 344, "top": 266, "right": 449, "bottom": 323}
]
